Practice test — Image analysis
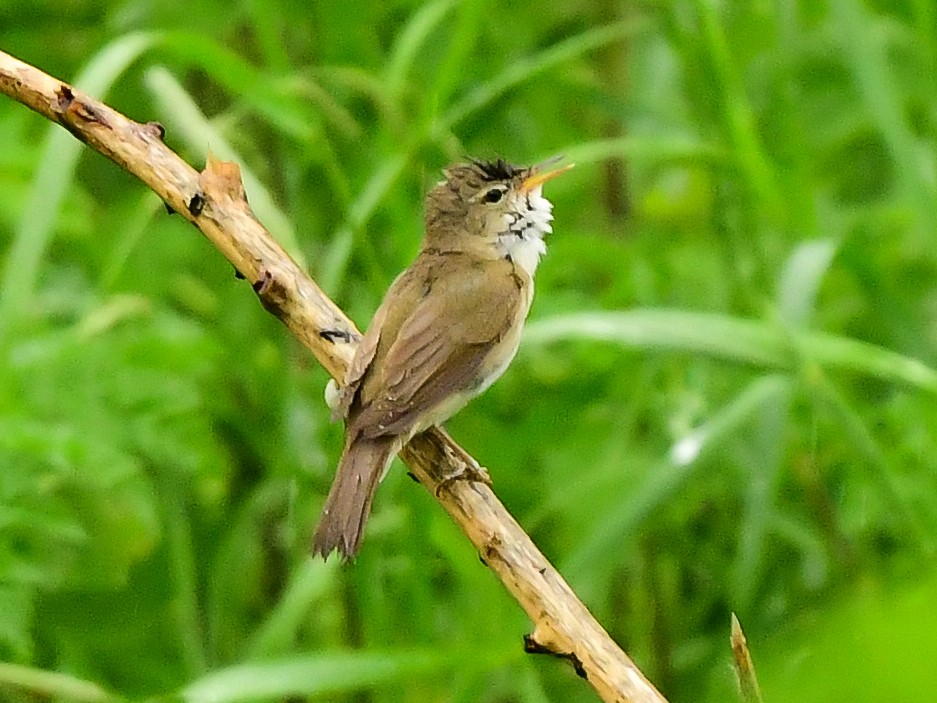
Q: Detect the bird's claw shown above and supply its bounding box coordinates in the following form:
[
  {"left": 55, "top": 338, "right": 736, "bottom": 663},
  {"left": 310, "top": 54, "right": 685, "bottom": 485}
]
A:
[{"left": 435, "top": 462, "right": 492, "bottom": 496}]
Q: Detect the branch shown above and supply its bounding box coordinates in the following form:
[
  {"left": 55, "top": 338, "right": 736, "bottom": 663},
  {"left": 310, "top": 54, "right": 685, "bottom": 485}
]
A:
[{"left": 0, "top": 50, "right": 667, "bottom": 703}]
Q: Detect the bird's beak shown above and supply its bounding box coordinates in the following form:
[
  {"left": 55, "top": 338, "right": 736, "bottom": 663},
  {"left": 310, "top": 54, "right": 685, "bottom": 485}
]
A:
[{"left": 519, "top": 160, "right": 575, "bottom": 193}]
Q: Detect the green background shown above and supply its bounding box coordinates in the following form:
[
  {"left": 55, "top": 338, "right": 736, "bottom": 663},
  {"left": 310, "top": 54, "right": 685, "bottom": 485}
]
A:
[{"left": 2, "top": 1, "right": 937, "bottom": 701}]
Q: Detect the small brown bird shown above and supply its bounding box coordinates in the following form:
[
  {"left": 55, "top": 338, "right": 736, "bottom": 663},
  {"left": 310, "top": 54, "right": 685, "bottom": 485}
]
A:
[{"left": 312, "top": 157, "right": 572, "bottom": 560}]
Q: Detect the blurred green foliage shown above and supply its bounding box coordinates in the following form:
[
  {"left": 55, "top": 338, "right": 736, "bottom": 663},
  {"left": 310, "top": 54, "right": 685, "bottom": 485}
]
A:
[{"left": 2, "top": 1, "right": 937, "bottom": 702}]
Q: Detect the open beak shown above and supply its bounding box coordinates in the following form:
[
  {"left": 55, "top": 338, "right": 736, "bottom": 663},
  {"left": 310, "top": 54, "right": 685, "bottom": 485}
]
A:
[{"left": 519, "top": 160, "right": 575, "bottom": 193}]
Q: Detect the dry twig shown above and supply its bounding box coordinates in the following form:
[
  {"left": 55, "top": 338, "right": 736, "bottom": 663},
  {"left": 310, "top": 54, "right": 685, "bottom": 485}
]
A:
[
  {"left": 0, "top": 49, "right": 667, "bottom": 703},
  {"left": 730, "top": 613, "right": 764, "bottom": 703}
]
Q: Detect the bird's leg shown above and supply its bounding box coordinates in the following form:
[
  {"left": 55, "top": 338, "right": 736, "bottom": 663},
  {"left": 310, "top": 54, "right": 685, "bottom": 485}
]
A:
[{"left": 433, "top": 427, "right": 492, "bottom": 496}]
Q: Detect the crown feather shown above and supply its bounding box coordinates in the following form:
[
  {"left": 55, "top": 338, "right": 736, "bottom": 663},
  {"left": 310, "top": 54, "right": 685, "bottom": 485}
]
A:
[{"left": 468, "top": 157, "right": 523, "bottom": 182}]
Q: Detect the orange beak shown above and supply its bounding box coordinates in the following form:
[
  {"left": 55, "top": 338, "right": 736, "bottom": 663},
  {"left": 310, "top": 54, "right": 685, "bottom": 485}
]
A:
[{"left": 519, "top": 161, "right": 575, "bottom": 193}]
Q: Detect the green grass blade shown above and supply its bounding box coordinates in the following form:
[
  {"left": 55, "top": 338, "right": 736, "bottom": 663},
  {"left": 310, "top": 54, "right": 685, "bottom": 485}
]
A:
[
  {"left": 733, "top": 379, "right": 792, "bottom": 611},
  {"left": 524, "top": 310, "right": 937, "bottom": 394},
  {"left": 156, "top": 472, "right": 208, "bottom": 676},
  {"left": 142, "top": 66, "right": 302, "bottom": 265},
  {"left": 385, "top": 0, "right": 459, "bottom": 97},
  {"left": 319, "top": 153, "right": 409, "bottom": 294},
  {"left": 563, "top": 375, "right": 791, "bottom": 580},
  {"left": 424, "top": 0, "right": 484, "bottom": 123},
  {"left": 157, "top": 32, "right": 317, "bottom": 142},
  {"left": 694, "top": 0, "right": 782, "bottom": 216},
  {"left": 181, "top": 650, "right": 502, "bottom": 703},
  {"left": 816, "top": 375, "right": 937, "bottom": 554},
  {"left": 244, "top": 0, "right": 291, "bottom": 71},
  {"left": 526, "top": 309, "right": 789, "bottom": 366},
  {"left": 776, "top": 238, "right": 838, "bottom": 326},
  {"left": 244, "top": 559, "right": 335, "bottom": 659},
  {"left": 0, "top": 32, "right": 159, "bottom": 336},
  {"left": 0, "top": 662, "right": 122, "bottom": 703},
  {"left": 99, "top": 192, "right": 165, "bottom": 290},
  {"left": 561, "top": 135, "right": 727, "bottom": 168},
  {"left": 437, "top": 20, "right": 648, "bottom": 134},
  {"left": 829, "top": 0, "right": 937, "bottom": 244}
]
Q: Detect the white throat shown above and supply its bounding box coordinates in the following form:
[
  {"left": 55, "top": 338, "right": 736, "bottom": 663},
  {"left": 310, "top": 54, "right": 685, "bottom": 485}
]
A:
[{"left": 496, "top": 186, "right": 553, "bottom": 277}]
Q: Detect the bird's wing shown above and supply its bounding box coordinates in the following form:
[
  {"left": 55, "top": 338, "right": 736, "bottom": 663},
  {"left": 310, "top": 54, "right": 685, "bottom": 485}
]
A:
[
  {"left": 333, "top": 269, "right": 407, "bottom": 421},
  {"left": 351, "top": 254, "right": 524, "bottom": 439}
]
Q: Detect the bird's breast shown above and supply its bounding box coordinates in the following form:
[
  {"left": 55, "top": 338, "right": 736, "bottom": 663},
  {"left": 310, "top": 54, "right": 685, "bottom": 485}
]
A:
[
  {"left": 499, "top": 232, "right": 546, "bottom": 278},
  {"left": 472, "top": 265, "right": 532, "bottom": 394}
]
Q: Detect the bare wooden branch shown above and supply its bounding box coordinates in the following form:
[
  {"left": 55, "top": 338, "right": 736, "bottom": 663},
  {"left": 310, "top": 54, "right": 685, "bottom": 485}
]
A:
[{"left": 0, "top": 49, "right": 667, "bottom": 703}]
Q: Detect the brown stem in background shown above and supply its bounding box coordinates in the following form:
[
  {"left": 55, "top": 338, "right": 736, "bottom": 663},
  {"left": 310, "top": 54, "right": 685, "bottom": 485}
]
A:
[
  {"left": 730, "top": 613, "right": 765, "bottom": 703},
  {"left": 597, "top": 0, "right": 632, "bottom": 223}
]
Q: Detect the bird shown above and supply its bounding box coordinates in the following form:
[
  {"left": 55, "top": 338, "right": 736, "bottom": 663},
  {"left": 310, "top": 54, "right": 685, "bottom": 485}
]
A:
[{"left": 312, "top": 157, "right": 572, "bottom": 560}]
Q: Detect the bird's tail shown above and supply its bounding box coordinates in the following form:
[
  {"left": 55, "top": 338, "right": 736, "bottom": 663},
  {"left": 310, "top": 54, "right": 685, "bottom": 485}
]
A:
[{"left": 311, "top": 435, "right": 398, "bottom": 560}]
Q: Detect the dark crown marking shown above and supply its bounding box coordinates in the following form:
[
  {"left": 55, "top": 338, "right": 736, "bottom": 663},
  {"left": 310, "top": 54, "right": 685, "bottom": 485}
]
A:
[{"left": 469, "top": 157, "right": 523, "bottom": 182}]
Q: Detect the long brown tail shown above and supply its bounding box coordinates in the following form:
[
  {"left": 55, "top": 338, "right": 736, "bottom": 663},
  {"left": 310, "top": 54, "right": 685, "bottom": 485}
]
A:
[{"left": 311, "top": 435, "right": 397, "bottom": 560}]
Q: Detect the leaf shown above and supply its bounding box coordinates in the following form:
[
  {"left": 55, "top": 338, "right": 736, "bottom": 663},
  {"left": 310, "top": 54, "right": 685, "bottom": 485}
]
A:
[{"left": 524, "top": 309, "right": 937, "bottom": 394}]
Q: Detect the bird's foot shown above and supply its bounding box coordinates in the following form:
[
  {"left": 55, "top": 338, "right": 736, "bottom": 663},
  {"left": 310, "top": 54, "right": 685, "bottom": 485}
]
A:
[{"left": 435, "top": 448, "right": 492, "bottom": 496}]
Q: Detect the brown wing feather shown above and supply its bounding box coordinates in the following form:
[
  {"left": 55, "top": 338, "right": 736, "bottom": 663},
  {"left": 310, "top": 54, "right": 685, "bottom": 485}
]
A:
[
  {"left": 352, "top": 253, "right": 523, "bottom": 439},
  {"left": 332, "top": 268, "right": 413, "bottom": 421}
]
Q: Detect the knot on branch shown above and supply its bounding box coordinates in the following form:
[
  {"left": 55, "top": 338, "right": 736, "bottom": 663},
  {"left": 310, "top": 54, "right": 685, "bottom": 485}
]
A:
[
  {"left": 54, "top": 83, "right": 111, "bottom": 135},
  {"left": 524, "top": 633, "right": 588, "bottom": 679},
  {"left": 252, "top": 268, "right": 289, "bottom": 318}
]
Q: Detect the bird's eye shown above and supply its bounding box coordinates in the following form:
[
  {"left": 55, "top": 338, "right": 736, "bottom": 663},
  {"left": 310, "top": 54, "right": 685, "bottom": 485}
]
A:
[{"left": 482, "top": 188, "right": 504, "bottom": 203}]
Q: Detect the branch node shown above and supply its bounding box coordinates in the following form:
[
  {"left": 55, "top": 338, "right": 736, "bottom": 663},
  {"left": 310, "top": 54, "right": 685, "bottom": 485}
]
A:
[
  {"left": 70, "top": 99, "right": 108, "bottom": 126},
  {"left": 524, "top": 634, "right": 588, "bottom": 679},
  {"left": 144, "top": 120, "right": 166, "bottom": 140},
  {"left": 252, "top": 269, "right": 274, "bottom": 296},
  {"left": 188, "top": 192, "right": 206, "bottom": 217},
  {"left": 200, "top": 154, "right": 248, "bottom": 204},
  {"left": 252, "top": 269, "right": 292, "bottom": 321},
  {"left": 481, "top": 535, "right": 503, "bottom": 565},
  {"left": 319, "top": 328, "right": 356, "bottom": 344},
  {"left": 55, "top": 83, "right": 73, "bottom": 111}
]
